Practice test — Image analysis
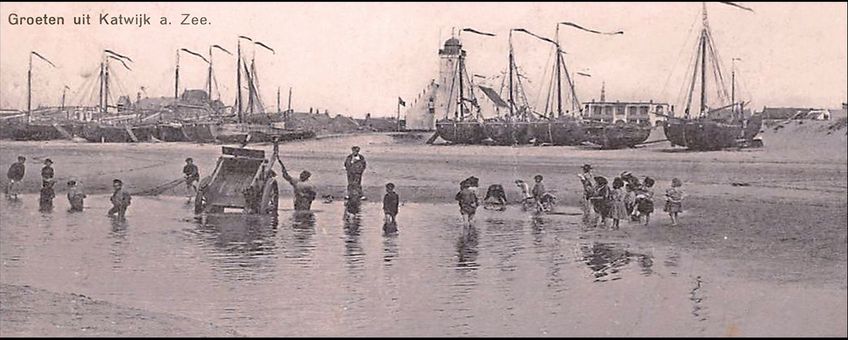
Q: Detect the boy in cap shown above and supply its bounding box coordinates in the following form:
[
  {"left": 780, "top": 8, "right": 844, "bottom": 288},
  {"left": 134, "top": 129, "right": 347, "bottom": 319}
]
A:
[{"left": 5, "top": 156, "right": 25, "bottom": 200}]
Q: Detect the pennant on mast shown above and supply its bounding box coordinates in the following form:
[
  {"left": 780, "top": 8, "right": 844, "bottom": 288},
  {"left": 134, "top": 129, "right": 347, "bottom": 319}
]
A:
[
  {"left": 180, "top": 48, "right": 210, "bottom": 63},
  {"left": 718, "top": 2, "right": 754, "bottom": 12},
  {"left": 31, "top": 51, "right": 56, "bottom": 67},
  {"left": 462, "top": 28, "right": 496, "bottom": 37},
  {"left": 559, "top": 22, "right": 624, "bottom": 35}
]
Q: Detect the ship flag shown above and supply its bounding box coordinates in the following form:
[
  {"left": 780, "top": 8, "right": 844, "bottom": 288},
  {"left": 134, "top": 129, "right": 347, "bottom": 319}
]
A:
[
  {"left": 398, "top": 97, "right": 406, "bottom": 106},
  {"left": 462, "top": 28, "right": 496, "bottom": 37},
  {"left": 31, "top": 51, "right": 56, "bottom": 68},
  {"left": 180, "top": 48, "right": 210, "bottom": 64},
  {"left": 718, "top": 2, "right": 754, "bottom": 12},
  {"left": 254, "top": 41, "right": 275, "bottom": 54},
  {"left": 212, "top": 45, "right": 233, "bottom": 55},
  {"left": 107, "top": 56, "right": 132, "bottom": 71},
  {"left": 559, "top": 22, "right": 624, "bottom": 35},
  {"left": 104, "top": 49, "right": 133, "bottom": 63},
  {"left": 512, "top": 28, "right": 557, "bottom": 45}
]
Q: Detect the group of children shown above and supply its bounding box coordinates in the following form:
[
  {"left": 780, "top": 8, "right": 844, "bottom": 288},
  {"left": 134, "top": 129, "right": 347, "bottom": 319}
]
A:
[
  {"left": 579, "top": 164, "right": 685, "bottom": 228},
  {"left": 4, "top": 155, "right": 133, "bottom": 219}
]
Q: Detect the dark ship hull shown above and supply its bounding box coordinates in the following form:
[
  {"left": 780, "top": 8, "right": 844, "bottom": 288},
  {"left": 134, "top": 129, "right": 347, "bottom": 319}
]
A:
[
  {"left": 131, "top": 125, "right": 158, "bottom": 142},
  {"left": 156, "top": 123, "right": 190, "bottom": 142},
  {"left": 435, "top": 120, "right": 485, "bottom": 144},
  {"left": 10, "top": 122, "right": 68, "bottom": 141},
  {"left": 483, "top": 121, "right": 532, "bottom": 145},
  {"left": 663, "top": 115, "right": 762, "bottom": 151},
  {"left": 584, "top": 121, "right": 652, "bottom": 149},
  {"left": 83, "top": 123, "right": 135, "bottom": 143},
  {"left": 183, "top": 122, "right": 218, "bottom": 143},
  {"left": 528, "top": 118, "right": 588, "bottom": 145}
]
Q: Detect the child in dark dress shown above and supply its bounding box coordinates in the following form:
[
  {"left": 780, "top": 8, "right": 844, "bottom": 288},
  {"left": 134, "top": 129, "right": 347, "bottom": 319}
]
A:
[
  {"left": 635, "top": 177, "right": 655, "bottom": 225},
  {"left": 589, "top": 176, "right": 611, "bottom": 228},
  {"left": 383, "top": 183, "right": 399, "bottom": 233}
]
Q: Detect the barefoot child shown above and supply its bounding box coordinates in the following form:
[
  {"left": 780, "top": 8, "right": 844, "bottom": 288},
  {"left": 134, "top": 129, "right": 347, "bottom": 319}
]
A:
[
  {"left": 635, "top": 177, "right": 655, "bottom": 225},
  {"left": 383, "top": 183, "right": 399, "bottom": 232},
  {"left": 664, "top": 178, "right": 684, "bottom": 226},
  {"left": 610, "top": 177, "right": 629, "bottom": 230}
]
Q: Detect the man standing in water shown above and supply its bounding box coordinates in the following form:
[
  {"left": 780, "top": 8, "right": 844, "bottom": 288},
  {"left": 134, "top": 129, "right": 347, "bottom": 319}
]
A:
[
  {"left": 5, "top": 156, "right": 25, "bottom": 200},
  {"left": 108, "top": 179, "right": 132, "bottom": 219},
  {"left": 279, "top": 161, "right": 317, "bottom": 211},
  {"left": 183, "top": 158, "right": 200, "bottom": 202},
  {"left": 344, "top": 146, "right": 366, "bottom": 199}
]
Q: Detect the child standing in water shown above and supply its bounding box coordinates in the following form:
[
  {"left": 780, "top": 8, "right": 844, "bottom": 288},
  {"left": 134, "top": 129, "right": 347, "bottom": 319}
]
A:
[
  {"left": 383, "top": 183, "right": 399, "bottom": 233},
  {"left": 636, "top": 177, "right": 655, "bottom": 225},
  {"left": 664, "top": 178, "right": 684, "bottom": 226},
  {"left": 610, "top": 177, "right": 629, "bottom": 230},
  {"left": 455, "top": 177, "right": 479, "bottom": 228},
  {"left": 66, "top": 180, "right": 86, "bottom": 212}
]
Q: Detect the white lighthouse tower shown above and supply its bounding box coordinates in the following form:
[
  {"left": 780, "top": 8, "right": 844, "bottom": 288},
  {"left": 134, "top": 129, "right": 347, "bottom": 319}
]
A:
[{"left": 404, "top": 34, "right": 464, "bottom": 130}]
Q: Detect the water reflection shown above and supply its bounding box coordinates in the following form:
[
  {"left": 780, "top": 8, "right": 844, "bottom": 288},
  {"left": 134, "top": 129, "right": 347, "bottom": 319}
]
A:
[
  {"left": 382, "top": 232, "right": 399, "bottom": 266},
  {"left": 579, "top": 242, "right": 654, "bottom": 282},
  {"left": 456, "top": 226, "right": 479, "bottom": 269},
  {"left": 285, "top": 211, "right": 317, "bottom": 266},
  {"left": 194, "top": 213, "right": 279, "bottom": 282},
  {"left": 343, "top": 214, "right": 365, "bottom": 271},
  {"left": 109, "top": 217, "right": 129, "bottom": 268}
]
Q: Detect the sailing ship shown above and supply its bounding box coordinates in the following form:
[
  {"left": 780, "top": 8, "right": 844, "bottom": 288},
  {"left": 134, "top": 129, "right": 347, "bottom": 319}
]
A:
[
  {"left": 483, "top": 28, "right": 538, "bottom": 146},
  {"left": 434, "top": 34, "right": 486, "bottom": 144},
  {"left": 524, "top": 24, "right": 588, "bottom": 146},
  {"left": 662, "top": 3, "right": 763, "bottom": 151}
]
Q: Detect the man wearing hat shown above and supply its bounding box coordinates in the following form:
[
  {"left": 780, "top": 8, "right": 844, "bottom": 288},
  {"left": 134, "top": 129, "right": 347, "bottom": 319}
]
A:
[
  {"left": 39, "top": 159, "right": 56, "bottom": 210},
  {"left": 578, "top": 164, "right": 596, "bottom": 219},
  {"left": 344, "top": 146, "right": 367, "bottom": 198}
]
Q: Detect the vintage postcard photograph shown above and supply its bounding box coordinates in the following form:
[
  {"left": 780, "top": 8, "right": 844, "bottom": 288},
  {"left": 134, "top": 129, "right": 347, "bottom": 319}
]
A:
[{"left": 0, "top": 1, "right": 846, "bottom": 337}]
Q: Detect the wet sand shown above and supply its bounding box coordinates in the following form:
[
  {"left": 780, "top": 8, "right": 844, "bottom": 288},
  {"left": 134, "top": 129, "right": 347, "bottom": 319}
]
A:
[
  {"left": 0, "top": 284, "right": 241, "bottom": 337},
  {"left": 0, "top": 124, "right": 846, "bottom": 335}
]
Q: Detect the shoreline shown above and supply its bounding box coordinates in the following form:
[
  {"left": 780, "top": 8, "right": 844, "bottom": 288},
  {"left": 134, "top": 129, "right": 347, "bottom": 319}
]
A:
[{"left": 0, "top": 283, "right": 242, "bottom": 337}]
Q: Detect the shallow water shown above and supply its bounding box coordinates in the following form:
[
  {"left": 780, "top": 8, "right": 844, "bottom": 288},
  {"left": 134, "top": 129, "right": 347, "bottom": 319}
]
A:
[{"left": 1, "top": 195, "right": 845, "bottom": 336}]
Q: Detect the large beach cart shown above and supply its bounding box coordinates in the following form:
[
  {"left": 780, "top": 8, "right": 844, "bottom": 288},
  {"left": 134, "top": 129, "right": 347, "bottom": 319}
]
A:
[{"left": 194, "top": 141, "right": 282, "bottom": 215}]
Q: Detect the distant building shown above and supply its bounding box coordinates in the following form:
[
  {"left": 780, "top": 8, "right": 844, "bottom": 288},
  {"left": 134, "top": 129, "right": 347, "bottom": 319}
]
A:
[
  {"left": 582, "top": 100, "right": 670, "bottom": 126},
  {"left": 759, "top": 107, "right": 813, "bottom": 120}
]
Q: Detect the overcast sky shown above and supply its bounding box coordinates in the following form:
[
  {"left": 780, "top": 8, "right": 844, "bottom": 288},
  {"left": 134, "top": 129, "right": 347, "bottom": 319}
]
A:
[{"left": 1, "top": 2, "right": 846, "bottom": 117}]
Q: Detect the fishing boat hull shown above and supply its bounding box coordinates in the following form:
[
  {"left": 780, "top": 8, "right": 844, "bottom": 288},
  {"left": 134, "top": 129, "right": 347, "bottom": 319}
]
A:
[
  {"left": 663, "top": 115, "right": 762, "bottom": 151},
  {"left": 9, "top": 122, "right": 67, "bottom": 141},
  {"left": 483, "top": 121, "right": 532, "bottom": 145},
  {"left": 435, "top": 120, "right": 485, "bottom": 144},
  {"left": 83, "top": 123, "right": 135, "bottom": 143},
  {"left": 132, "top": 125, "right": 158, "bottom": 142},
  {"left": 214, "top": 123, "right": 250, "bottom": 144},
  {"left": 156, "top": 123, "right": 189, "bottom": 142},
  {"left": 183, "top": 122, "right": 218, "bottom": 143},
  {"left": 528, "top": 118, "right": 587, "bottom": 145},
  {"left": 584, "top": 121, "right": 652, "bottom": 149}
]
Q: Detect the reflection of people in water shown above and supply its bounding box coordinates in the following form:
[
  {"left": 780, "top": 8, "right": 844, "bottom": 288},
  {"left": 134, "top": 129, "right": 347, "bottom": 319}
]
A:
[
  {"left": 580, "top": 242, "right": 653, "bottom": 281},
  {"left": 456, "top": 226, "right": 479, "bottom": 268}
]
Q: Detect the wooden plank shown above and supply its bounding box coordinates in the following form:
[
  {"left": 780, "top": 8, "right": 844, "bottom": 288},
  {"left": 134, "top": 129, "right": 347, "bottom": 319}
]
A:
[
  {"left": 425, "top": 131, "right": 440, "bottom": 144},
  {"left": 222, "top": 146, "right": 265, "bottom": 159},
  {"left": 125, "top": 126, "right": 139, "bottom": 142}
]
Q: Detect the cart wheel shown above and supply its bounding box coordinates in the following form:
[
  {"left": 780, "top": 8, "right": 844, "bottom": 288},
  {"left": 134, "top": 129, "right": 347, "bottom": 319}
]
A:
[{"left": 260, "top": 180, "right": 279, "bottom": 215}]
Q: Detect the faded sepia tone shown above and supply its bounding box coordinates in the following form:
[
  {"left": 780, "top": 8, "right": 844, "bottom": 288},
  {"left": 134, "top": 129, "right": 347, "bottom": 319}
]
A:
[{"left": 0, "top": 2, "right": 846, "bottom": 337}]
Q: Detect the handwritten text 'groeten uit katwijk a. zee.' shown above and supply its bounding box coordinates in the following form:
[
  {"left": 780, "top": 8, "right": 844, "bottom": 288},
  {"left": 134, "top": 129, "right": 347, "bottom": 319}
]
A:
[{"left": 7, "top": 13, "right": 210, "bottom": 27}]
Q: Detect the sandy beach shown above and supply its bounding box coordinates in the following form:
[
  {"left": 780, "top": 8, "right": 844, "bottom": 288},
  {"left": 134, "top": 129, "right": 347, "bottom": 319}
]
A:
[{"left": 1, "top": 122, "right": 846, "bottom": 335}]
